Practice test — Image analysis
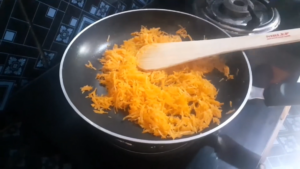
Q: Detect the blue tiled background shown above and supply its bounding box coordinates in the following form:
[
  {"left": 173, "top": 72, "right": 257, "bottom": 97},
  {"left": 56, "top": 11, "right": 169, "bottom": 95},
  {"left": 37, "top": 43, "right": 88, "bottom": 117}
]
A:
[
  {"left": 266, "top": 106, "right": 300, "bottom": 169},
  {"left": 0, "top": 0, "right": 152, "bottom": 111}
]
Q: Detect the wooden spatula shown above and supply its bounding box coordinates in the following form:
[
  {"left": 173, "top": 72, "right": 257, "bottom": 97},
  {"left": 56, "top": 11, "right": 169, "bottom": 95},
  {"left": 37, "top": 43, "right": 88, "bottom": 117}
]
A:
[{"left": 137, "top": 28, "right": 300, "bottom": 70}]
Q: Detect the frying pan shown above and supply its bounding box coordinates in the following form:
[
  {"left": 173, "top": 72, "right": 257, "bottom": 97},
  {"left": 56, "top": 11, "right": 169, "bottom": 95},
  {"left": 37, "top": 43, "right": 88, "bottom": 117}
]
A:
[{"left": 59, "top": 9, "right": 251, "bottom": 153}]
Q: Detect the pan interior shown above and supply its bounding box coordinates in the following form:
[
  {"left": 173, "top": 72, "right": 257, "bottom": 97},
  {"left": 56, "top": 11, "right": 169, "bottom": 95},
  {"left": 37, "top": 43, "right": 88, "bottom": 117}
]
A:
[{"left": 61, "top": 10, "right": 250, "bottom": 141}]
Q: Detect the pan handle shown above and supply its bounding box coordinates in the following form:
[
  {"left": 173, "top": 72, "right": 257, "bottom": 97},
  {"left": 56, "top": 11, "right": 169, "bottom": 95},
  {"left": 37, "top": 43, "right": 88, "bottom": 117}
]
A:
[
  {"left": 249, "top": 82, "right": 300, "bottom": 106},
  {"left": 205, "top": 133, "right": 261, "bottom": 169},
  {"left": 263, "top": 82, "right": 300, "bottom": 106}
]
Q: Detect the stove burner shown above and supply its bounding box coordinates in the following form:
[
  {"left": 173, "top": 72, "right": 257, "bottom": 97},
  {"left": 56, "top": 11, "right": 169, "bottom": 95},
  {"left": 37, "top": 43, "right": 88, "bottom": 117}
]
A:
[
  {"left": 224, "top": 0, "right": 254, "bottom": 14},
  {"left": 201, "top": 0, "right": 280, "bottom": 35}
]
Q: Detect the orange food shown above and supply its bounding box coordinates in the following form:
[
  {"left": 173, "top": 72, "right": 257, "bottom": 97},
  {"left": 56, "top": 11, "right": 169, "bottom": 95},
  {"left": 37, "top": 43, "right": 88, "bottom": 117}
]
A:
[
  {"left": 80, "top": 85, "right": 93, "bottom": 93},
  {"left": 82, "top": 27, "right": 232, "bottom": 139},
  {"left": 226, "top": 109, "right": 236, "bottom": 114},
  {"left": 176, "top": 25, "right": 193, "bottom": 41},
  {"left": 85, "top": 61, "right": 96, "bottom": 70}
]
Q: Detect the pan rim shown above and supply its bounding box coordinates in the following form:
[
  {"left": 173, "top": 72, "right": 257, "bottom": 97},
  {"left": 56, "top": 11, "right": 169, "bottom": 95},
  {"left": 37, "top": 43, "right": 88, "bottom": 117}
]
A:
[{"left": 59, "top": 8, "right": 253, "bottom": 144}]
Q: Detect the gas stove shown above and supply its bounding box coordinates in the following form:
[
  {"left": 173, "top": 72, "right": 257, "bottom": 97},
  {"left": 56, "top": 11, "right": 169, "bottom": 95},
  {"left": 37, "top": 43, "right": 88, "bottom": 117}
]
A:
[
  {"left": 190, "top": 0, "right": 280, "bottom": 35},
  {"left": 7, "top": 64, "right": 287, "bottom": 169},
  {"left": 5, "top": 0, "right": 300, "bottom": 169}
]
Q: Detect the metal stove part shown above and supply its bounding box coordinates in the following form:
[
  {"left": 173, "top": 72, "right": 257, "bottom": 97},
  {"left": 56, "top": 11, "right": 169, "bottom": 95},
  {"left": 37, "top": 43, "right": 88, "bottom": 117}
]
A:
[
  {"left": 223, "top": 0, "right": 254, "bottom": 14},
  {"left": 200, "top": 0, "right": 280, "bottom": 35}
]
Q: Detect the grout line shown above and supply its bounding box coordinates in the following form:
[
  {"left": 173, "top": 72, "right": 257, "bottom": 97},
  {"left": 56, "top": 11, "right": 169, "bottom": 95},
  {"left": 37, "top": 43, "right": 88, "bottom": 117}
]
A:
[
  {"left": 10, "top": 16, "right": 28, "bottom": 23},
  {"left": 19, "top": 43, "right": 39, "bottom": 49},
  {"left": 37, "top": 1, "right": 61, "bottom": 12},
  {"left": 267, "top": 152, "right": 300, "bottom": 158},
  {"left": 68, "top": 2, "right": 86, "bottom": 11},
  {"left": 58, "top": 0, "right": 62, "bottom": 10},
  {"left": 13, "top": 0, "right": 48, "bottom": 66},
  {"left": 2, "top": 40, "right": 39, "bottom": 50},
  {"left": 52, "top": 41, "right": 68, "bottom": 46},
  {"left": 0, "top": 80, "right": 15, "bottom": 111},
  {"left": 41, "top": 25, "right": 53, "bottom": 49},
  {"left": 41, "top": 1, "right": 62, "bottom": 49},
  {"left": 50, "top": 3, "right": 69, "bottom": 50},
  {"left": 277, "top": 156, "right": 285, "bottom": 168},
  {"left": 1, "top": 0, "right": 17, "bottom": 41},
  {"left": 1, "top": 53, "right": 9, "bottom": 70},
  {"left": 75, "top": 6, "right": 83, "bottom": 33},
  {"left": 266, "top": 158, "right": 274, "bottom": 169},
  {"left": 81, "top": 9, "right": 99, "bottom": 20},
  {"left": 31, "top": 2, "right": 40, "bottom": 23},
  {"left": 23, "top": 28, "right": 30, "bottom": 45},
  {"left": 40, "top": 0, "right": 66, "bottom": 13},
  {"left": 33, "top": 54, "right": 41, "bottom": 70},
  {"left": 0, "top": 52, "right": 38, "bottom": 59},
  {"left": 260, "top": 106, "right": 291, "bottom": 164},
  {"left": 21, "top": 57, "right": 29, "bottom": 77},
  {"left": 0, "top": 74, "right": 28, "bottom": 78},
  {"left": 57, "top": 9, "right": 66, "bottom": 13},
  {"left": 54, "top": 0, "right": 66, "bottom": 14},
  {"left": 286, "top": 114, "right": 300, "bottom": 118},
  {"left": 21, "top": 2, "right": 36, "bottom": 45},
  {"left": 32, "top": 23, "right": 50, "bottom": 30},
  {"left": 277, "top": 132, "right": 300, "bottom": 136}
]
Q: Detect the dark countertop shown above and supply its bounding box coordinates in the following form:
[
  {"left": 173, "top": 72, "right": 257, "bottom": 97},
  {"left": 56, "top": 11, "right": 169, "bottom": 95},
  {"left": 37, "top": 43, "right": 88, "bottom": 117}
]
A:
[{"left": 5, "top": 0, "right": 300, "bottom": 168}]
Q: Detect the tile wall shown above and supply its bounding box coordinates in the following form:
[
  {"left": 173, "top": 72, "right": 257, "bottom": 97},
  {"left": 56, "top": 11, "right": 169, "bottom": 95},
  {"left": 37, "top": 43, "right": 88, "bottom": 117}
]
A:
[
  {"left": 0, "top": 0, "right": 152, "bottom": 111},
  {"left": 266, "top": 106, "right": 300, "bottom": 169}
]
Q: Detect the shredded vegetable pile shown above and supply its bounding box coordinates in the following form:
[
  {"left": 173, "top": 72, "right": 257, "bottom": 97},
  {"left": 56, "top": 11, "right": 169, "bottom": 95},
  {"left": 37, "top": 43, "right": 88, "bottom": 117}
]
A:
[{"left": 81, "top": 27, "right": 232, "bottom": 139}]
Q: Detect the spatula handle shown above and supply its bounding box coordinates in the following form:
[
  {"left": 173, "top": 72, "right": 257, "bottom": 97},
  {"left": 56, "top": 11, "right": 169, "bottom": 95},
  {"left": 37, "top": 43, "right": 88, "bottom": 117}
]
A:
[
  {"left": 208, "top": 28, "right": 300, "bottom": 55},
  {"left": 137, "top": 28, "right": 300, "bottom": 70}
]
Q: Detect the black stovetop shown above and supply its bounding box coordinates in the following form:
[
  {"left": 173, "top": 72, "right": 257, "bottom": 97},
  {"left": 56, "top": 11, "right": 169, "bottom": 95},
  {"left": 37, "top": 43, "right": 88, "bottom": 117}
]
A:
[
  {"left": 4, "top": 0, "right": 300, "bottom": 169},
  {"left": 6, "top": 64, "right": 285, "bottom": 169}
]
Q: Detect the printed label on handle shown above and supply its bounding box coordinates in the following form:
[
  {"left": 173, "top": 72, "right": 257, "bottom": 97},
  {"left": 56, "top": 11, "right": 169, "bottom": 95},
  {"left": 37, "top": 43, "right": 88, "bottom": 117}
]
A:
[{"left": 266, "top": 32, "right": 290, "bottom": 40}]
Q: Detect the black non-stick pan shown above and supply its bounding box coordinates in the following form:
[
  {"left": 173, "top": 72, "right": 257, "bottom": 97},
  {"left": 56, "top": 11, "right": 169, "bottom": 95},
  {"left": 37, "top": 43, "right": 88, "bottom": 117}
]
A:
[
  {"left": 60, "top": 9, "right": 251, "bottom": 144},
  {"left": 59, "top": 9, "right": 300, "bottom": 169}
]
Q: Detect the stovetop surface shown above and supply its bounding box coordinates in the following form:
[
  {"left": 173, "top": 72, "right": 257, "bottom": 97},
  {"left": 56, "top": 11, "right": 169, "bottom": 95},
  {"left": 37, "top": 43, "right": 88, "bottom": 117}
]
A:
[
  {"left": 5, "top": 0, "right": 300, "bottom": 169},
  {"left": 7, "top": 64, "right": 284, "bottom": 169}
]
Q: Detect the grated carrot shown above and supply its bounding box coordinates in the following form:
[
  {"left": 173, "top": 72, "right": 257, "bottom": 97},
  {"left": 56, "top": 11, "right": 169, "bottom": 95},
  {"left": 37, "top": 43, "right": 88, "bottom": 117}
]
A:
[
  {"left": 226, "top": 109, "right": 236, "bottom": 114},
  {"left": 94, "top": 110, "right": 107, "bottom": 114},
  {"left": 81, "top": 85, "right": 93, "bottom": 93},
  {"left": 85, "top": 61, "right": 96, "bottom": 70},
  {"left": 228, "top": 75, "right": 234, "bottom": 80},
  {"left": 176, "top": 25, "right": 193, "bottom": 41},
  {"left": 82, "top": 27, "right": 233, "bottom": 139},
  {"left": 213, "top": 117, "right": 220, "bottom": 125}
]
